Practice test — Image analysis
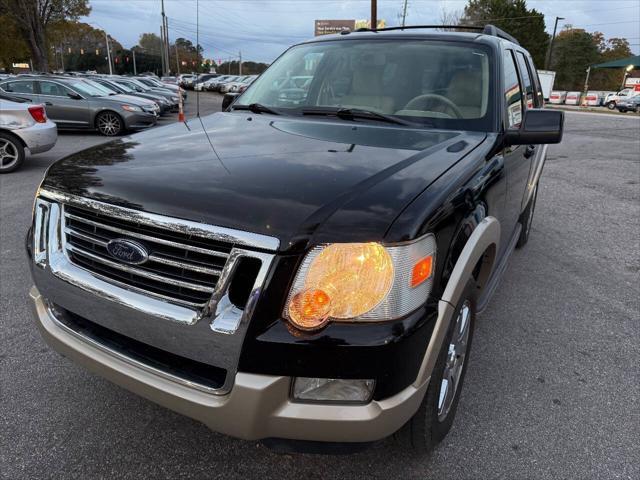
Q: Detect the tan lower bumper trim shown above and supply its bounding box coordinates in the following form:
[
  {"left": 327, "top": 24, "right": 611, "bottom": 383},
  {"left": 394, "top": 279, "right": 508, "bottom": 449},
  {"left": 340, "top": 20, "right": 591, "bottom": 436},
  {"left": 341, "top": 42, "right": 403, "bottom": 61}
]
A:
[{"left": 30, "top": 286, "right": 428, "bottom": 442}]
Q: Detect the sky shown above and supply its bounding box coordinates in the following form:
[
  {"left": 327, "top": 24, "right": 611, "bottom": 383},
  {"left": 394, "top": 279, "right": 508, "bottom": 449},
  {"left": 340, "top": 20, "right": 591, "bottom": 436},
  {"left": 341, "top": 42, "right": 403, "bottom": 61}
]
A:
[{"left": 84, "top": 0, "right": 640, "bottom": 64}]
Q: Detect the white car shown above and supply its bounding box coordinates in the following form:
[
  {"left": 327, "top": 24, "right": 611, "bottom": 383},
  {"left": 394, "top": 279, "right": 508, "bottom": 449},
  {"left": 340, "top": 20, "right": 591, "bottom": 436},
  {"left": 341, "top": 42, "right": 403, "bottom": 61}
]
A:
[
  {"left": 604, "top": 88, "right": 640, "bottom": 110},
  {"left": 0, "top": 96, "right": 57, "bottom": 173}
]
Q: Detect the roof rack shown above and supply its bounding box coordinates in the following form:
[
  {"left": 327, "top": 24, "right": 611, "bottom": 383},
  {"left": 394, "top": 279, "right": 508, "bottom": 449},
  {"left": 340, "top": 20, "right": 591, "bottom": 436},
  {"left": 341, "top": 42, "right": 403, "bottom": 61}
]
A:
[{"left": 353, "top": 23, "right": 520, "bottom": 45}]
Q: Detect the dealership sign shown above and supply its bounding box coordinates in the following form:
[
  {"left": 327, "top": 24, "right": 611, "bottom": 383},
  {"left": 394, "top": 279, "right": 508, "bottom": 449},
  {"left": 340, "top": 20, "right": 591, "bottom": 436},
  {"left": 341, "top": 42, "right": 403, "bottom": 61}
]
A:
[{"left": 314, "top": 19, "right": 386, "bottom": 36}]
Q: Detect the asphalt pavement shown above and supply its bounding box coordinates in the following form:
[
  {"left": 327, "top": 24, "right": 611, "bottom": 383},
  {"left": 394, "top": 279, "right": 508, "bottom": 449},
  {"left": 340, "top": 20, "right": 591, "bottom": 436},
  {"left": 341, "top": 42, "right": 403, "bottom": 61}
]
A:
[{"left": 1, "top": 99, "right": 638, "bottom": 479}]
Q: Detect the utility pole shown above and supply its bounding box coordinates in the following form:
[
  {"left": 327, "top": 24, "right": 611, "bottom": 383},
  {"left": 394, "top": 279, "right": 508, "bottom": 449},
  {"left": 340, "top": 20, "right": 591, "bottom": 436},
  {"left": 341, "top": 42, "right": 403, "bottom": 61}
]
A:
[
  {"left": 60, "top": 44, "right": 65, "bottom": 72},
  {"left": 401, "top": 0, "right": 408, "bottom": 28},
  {"left": 544, "top": 16, "right": 564, "bottom": 70},
  {"left": 132, "top": 49, "right": 137, "bottom": 75},
  {"left": 104, "top": 31, "right": 113, "bottom": 75},
  {"left": 160, "top": 25, "right": 166, "bottom": 75},
  {"left": 175, "top": 44, "right": 180, "bottom": 74},
  {"left": 239, "top": 51, "right": 242, "bottom": 75},
  {"left": 371, "top": 0, "right": 377, "bottom": 29},
  {"left": 164, "top": 16, "right": 171, "bottom": 74},
  {"left": 160, "top": 0, "right": 168, "bottom": 75}
]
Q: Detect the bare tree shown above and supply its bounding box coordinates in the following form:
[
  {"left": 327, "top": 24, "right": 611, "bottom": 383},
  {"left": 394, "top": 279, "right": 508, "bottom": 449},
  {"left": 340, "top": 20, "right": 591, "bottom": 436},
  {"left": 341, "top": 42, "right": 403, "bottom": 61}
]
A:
[
  {"left": 0, "top": 0, "right": 90, "bottom": 71},
  {"left": 439, "top": 7, "right": 463, "bottom": 31}
]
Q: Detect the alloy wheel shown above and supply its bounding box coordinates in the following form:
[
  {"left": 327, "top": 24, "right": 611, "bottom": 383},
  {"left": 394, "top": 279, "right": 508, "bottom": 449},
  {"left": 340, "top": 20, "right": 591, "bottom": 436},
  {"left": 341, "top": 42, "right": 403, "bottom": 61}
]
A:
[
  {"left": 437, "top": 300, "right": 471, "bottom": 421},
  {"left": 0, "top": 138, "right": 20, "bottom": 171},
  {"left": 97, "top": 113, "right": 122, "bottom": 136}
]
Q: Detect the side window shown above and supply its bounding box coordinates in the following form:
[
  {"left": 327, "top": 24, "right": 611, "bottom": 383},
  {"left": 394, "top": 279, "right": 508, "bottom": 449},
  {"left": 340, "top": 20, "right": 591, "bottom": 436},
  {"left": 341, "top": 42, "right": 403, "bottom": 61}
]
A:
[
  {"left": 2, "top": 80, "right": 34, "bottom": 94},
  {"left": 39, "top": 81, "right": 70, "bottom": 97},
  {"left": 516, "top": 52, "right": 535, "bottom": 109},
  {"left": 503, "top": 50, "right": 523, "bottom": 128}
]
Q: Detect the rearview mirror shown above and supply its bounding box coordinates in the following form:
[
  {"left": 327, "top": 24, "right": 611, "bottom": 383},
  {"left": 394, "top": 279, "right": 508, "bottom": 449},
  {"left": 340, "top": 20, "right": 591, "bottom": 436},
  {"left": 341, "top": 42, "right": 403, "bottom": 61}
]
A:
[
  {"left": 67, "top": 92, "right": 82, "bottom": 100},
  {"left": 505, "top": 109, "right": 564, "bottom": 145}
]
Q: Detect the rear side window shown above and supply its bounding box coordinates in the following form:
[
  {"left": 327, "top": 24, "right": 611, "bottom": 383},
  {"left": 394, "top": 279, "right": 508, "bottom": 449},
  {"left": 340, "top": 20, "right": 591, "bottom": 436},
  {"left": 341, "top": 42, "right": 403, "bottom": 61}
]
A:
[
  {"left": 503, "top": 50, "right": 523, "bottom": 128},
  {"left": 1, "top": 80, "right": 34, "bottom": 94},
  {"left": 516, "top": 52, "right": 534, "bottom": 109},
  {"left": 39, "top": 81, "right": 71, "bottom": 97}
]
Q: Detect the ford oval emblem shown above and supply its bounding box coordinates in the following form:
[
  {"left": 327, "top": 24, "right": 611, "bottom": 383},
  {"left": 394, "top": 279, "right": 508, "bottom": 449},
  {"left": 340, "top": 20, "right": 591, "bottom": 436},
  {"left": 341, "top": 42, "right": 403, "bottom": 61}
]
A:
[{"left": 106, "top": 239, "right": 149, "bottom": 265}]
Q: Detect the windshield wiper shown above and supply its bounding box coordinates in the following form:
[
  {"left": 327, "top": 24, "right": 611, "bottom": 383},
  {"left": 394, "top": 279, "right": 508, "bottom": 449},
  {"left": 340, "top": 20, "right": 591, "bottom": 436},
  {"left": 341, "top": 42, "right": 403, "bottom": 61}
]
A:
[
  {"left": 232, "top": 103, "right": 281, "bottom": 115},
  {"left": 301, "top": 107, "right": 414, "bottom": 126}
]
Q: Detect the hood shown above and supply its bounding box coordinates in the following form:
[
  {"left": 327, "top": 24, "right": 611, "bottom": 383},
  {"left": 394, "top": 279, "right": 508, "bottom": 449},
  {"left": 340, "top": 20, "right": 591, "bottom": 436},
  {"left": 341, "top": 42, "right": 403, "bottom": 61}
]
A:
[
  {"left": 43, "top": 112, "right": 486, "bottom": 251},
  {"left": 109, "top": 94, "right": 156, "bottom": 107}
]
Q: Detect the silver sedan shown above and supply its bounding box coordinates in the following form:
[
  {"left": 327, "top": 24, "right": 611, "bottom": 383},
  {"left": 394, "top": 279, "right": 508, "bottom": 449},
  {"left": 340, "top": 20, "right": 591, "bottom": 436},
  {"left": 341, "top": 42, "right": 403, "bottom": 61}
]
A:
[{"left": 0, "top": 97, "right": 57, "bottom": 173}]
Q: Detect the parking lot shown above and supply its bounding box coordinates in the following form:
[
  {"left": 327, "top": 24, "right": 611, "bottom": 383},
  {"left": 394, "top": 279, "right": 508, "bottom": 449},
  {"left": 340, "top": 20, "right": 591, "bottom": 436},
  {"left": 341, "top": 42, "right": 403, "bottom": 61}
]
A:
[{"left": 1, "top": 95, "right": 638, "bottom": 479}]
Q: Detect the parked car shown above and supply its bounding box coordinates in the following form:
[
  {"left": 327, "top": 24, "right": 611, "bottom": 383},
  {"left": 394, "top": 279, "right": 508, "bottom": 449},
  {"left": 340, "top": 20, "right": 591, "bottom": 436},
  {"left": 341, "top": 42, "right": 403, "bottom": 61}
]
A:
[
  {"left": 111, "top": 77, "right": 180, "bottom": 110},
  {"left": 209, "top": 75, "right": 241, "bottom": 92},
  {"left": 161, "top": 76, "right": 178, "bottom": 85},
  {"left": 0, "top": 97, "right": 57, "bottom": 173},
  {"left": 89, "top": 77, "right": 171, "bottom": 114},
  {"left": 27, "top": 25, "right": 563, "bottom": 453},
  {"left": 182, "top": 73, "right": 217, "bottom": 90},
  {"left": 222, "top": 76, "right": 257, "bottom": 94},
  {"left": 177, "top": 74, "right": 195, "bottom": 88},
  {"left": 605, "top": 88, "right": 640, "bottom": 110},
  {"left": 548, "top": 90, "right": 567, "bottom": 104},
  {"left": 615, "top": 95, "right": 640, "bottom": 113},
  {"left": 137, "top": 75, "right": 185, "bottom": 98},
  {"left": 0, "top": 76, "right": 157, "bottom": 136}
]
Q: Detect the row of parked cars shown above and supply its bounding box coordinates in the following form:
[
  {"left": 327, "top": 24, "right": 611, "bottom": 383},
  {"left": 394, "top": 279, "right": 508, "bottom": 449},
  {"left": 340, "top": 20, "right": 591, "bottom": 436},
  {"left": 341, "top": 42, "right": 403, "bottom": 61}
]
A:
[
  {"left": 0, "top": 73, "right": 185, "bottom": 172},
  {"left": 178, "top": 73, "right": 258, "bottom": 93},
  {"left": 548, "top": 88, "right": 640, "bottom": 112}
]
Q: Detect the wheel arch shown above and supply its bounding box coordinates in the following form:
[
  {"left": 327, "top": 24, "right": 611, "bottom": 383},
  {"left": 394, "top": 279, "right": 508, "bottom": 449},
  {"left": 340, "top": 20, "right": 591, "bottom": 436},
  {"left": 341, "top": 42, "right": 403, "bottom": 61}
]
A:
[
  {"left": 0, "top": 128, "right": 27, "bottom": 150},
  {"left": 93, "top": 109, "right": 123, "bottom": 130},
  {"left": 413, "top": 216, "right": 500, "bottom": 388}
]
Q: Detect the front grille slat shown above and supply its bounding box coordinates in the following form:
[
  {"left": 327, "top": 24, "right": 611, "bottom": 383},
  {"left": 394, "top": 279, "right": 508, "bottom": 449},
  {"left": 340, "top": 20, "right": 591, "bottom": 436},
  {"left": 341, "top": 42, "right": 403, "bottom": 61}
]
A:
[
  {"left": 65, "top": 212, "right": 230, "bottom": 259},
  {"left": 62, "top": 205, "right": 233, "bottom": 309}
]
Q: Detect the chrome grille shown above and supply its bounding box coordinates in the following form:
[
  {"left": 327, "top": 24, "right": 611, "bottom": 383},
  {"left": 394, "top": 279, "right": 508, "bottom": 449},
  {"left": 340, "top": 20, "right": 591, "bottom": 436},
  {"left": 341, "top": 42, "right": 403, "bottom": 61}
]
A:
[{"left": 62, "top": 204, "right": 232, "bottom": 309}]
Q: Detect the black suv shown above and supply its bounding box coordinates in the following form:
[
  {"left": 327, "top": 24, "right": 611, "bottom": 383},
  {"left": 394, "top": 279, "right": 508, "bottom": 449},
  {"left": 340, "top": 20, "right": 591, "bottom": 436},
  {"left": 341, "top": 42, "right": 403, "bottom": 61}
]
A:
[{"left": 27, "top": 25, "right": 563, "bottom": 453}]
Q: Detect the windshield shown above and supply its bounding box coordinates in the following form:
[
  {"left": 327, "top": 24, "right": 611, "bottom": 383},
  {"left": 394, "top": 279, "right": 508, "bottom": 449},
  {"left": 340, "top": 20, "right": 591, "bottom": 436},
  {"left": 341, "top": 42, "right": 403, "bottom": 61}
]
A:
[
  {"left": 83, "top": 79, "right": 117, "bottom": 96},
  {"left": 109, "top": 81, "right": 132, "bottom": 93},
  {"left": 69, "top": 80, "right": 111, "bottom": 97},
  {"left": 236, "top": 39, "right": 494, "bottom": 130},
  {"left": 125, "top": 78, "right": 151, "bottom": 91}
]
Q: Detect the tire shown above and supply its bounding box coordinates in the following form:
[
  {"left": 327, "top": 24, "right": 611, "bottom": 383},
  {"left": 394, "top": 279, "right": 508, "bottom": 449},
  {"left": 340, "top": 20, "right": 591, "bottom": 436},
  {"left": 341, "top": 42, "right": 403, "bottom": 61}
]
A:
[
  {"left": 96, "top": 111, "right": 124, "bottom": 136},
  {"left": 516, "top": 182, "right": 538, "bottom": 248},
  {"left": 0, "top": 132, "right": 26, "bottom": 173},
  {"left": 606, "top": 101, "right": 616, "bottom": 110},
  {"left": 395, "top": 279, "right": 477, "bottom": 454}
]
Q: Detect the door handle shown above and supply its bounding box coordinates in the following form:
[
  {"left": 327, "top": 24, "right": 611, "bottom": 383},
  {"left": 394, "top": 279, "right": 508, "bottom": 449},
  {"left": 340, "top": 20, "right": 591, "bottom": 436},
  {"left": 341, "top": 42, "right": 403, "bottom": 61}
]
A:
[
  {"left": 524, "top": 145, "right": 536, "bottom": 158},
  {"left": 44, "top": 102, "right": 53, "bottom": 106}
]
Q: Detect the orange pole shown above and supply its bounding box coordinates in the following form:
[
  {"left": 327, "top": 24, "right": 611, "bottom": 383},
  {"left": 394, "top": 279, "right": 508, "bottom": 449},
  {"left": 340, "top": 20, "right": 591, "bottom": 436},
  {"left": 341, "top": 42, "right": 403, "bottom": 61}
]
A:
[{"left": 178, "top": 87, "right": 185, "bottom": 122}]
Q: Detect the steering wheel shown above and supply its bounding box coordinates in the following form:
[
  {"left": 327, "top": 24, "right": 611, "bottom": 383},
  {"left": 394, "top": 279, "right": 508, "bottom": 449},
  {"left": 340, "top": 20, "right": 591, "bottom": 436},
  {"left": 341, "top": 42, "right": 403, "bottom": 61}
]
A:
[{"left": 403, "top": 94, "right": 464, "bottom": 119}]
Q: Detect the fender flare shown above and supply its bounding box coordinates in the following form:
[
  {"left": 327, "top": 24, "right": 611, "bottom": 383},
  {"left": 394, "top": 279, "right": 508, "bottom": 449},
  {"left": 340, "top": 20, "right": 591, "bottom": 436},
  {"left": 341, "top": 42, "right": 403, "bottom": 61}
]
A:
[{"left": 413, "top": 216, "right": 500, "bottom": 388}]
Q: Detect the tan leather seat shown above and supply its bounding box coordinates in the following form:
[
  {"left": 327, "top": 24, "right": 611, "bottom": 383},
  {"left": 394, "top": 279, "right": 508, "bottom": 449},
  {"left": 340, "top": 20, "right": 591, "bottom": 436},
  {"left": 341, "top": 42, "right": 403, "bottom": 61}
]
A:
[
  {"left": 339, "top": 69, "right": 394, "bottom": 113},
  {"left": 446, "top": 70, "right": 484, "bottom": 118}
]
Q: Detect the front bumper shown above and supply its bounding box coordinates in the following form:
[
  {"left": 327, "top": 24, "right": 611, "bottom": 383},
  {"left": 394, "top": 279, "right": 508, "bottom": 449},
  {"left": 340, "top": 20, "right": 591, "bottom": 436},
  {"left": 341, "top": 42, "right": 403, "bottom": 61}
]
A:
[
  {"left": 30, "top": 286, "right": 427, "bottom": 442},
  {"left": 122, "top": 111, "right": 157, "bottom": 130}
]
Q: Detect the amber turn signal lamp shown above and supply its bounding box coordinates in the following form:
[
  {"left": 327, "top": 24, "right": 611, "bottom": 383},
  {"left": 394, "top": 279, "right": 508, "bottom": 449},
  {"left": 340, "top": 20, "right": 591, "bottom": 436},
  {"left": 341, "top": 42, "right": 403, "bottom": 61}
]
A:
[
  {"left": 288, "top": 288, "right": 332, "bottom": 331},
  {"left": 411, "top": 255, "right": 433, "bottom": 287}
]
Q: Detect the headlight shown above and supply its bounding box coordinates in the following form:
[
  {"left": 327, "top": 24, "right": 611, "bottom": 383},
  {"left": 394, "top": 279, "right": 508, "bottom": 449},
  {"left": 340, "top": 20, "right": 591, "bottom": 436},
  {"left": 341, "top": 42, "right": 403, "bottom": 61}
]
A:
[
  {"left": 284, "top": 235, "right": 436, "bottom": 331},
  {"left": 171, "top": 96, "right": 179, "bottom": 102},
  {"left": 121, "top": 104, "right": 142, "bottom": 112}
]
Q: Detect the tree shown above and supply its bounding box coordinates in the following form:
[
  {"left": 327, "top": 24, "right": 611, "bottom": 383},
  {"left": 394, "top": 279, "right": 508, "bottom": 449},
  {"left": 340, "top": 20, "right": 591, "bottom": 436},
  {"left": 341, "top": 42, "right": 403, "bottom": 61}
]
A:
[
  {"left": 550, "top": 28, "right": 600, "bottom": 91},
  {"left": 461, "top": 0, "right": 549, "bottom": 67},
  {"left": 138, "top": 33, "right": 163, "bottom": 56},
  {"left": 590, "top": 33, "right": 633, "bottom": 90},
  {"left": 0, "top": 0, "right": 90, "bottom": 71},
  {"left": 0, "top": 14, "right": 29, "bottom": 71}
]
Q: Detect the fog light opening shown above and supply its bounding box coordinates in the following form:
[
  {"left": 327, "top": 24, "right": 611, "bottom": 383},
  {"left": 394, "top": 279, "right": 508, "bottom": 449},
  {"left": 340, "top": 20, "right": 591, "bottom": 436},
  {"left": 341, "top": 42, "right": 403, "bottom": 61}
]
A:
[{"left": 292, "top": 377, "right": 375, "bottom": 404}]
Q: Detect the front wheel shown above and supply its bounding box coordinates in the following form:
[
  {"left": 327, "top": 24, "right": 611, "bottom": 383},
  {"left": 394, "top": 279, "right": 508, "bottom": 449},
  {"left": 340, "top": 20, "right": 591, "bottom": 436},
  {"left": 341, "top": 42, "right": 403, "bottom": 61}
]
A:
[
  {"left": 606, "top": 101, "right": 616, "bottom": 110},
  {"left": 96, "top": 111, "right": 124, "bottom": 136},
  {"left": 395, "top": 280, "right": 476, "bottom": 454},
  {"left": 0, "top": 132, "right": 26, "bottom": 173}
]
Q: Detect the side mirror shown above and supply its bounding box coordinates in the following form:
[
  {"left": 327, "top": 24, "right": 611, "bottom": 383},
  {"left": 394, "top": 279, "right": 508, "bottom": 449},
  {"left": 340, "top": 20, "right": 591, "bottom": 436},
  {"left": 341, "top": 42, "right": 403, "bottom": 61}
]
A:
[
  {"left": 67, "top": 92, "right": 82, "bottom": 100},
  {"left": 222, "top": 92, "right": 240, "bottom": 111},
  {"left": 505, "top": 109, "right": 564, "bottom": 145}
]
